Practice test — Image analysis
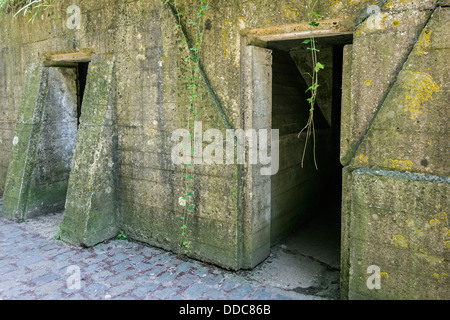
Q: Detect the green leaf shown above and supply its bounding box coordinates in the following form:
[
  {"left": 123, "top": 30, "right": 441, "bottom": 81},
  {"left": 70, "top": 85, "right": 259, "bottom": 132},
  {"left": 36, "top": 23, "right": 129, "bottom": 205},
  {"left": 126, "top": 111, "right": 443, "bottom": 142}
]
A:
[
  {"left": 311, "top": 11, "right": 323, "bottom": 19},
  {"left": 302, "top": 39, "right": 311, "bottom": 44},
  {"left": 315, "top": 62, "right": 325, "bottom": 72}
]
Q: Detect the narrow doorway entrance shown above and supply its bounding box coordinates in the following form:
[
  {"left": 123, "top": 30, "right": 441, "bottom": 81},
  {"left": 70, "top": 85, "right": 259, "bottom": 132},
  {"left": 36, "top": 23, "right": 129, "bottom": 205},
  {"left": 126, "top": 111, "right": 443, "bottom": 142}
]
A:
[
  {"left": 252, "top": 35, "right": 351, "bottom": 298},
  {"left": 27, "top": 62, "right": 89, "bottom": 218}
]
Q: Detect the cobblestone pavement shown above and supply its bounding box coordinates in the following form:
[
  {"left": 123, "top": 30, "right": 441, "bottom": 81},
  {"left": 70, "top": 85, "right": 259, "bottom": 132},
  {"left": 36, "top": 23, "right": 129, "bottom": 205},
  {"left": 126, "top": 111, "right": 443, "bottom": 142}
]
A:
[{"left": 0, "top": 200, "right": 337, "bottom": 300}]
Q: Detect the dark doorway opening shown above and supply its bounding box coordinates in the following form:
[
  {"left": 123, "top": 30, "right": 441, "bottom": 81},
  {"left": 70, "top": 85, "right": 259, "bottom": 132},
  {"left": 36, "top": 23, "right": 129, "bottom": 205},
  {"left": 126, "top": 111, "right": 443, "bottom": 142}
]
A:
[
  {"left": 76, "top": 62, "right": 89, "bottom": 127},
  {"left": 262, "top": 35, "right": 352, "bottom": 298}
]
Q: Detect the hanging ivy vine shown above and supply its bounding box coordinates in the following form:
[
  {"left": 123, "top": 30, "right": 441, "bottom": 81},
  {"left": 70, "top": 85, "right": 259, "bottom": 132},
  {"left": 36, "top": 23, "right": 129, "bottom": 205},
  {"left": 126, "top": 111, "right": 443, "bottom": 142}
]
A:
[{"left": 298, "top": 0, "right": 324, "bottom": 170}]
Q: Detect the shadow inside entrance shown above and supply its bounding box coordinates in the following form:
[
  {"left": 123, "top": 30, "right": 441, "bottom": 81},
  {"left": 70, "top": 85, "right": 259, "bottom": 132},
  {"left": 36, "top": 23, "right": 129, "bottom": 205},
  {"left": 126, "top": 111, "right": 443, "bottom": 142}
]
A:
[{"left": 246, "top": 205, "right": 341, "bottom": 300}]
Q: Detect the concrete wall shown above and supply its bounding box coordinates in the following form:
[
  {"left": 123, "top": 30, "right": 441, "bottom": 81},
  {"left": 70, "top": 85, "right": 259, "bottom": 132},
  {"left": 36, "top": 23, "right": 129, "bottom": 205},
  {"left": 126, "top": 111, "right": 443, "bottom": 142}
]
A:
[
  {"left": 340, "top": 3, "right": 450, "bottom": 299},
  {"left": 26, "top": 67, "right": 78, "bottom": 217},
  {"left": 0, "top": 0, "right": 448, "bottom": 298}
]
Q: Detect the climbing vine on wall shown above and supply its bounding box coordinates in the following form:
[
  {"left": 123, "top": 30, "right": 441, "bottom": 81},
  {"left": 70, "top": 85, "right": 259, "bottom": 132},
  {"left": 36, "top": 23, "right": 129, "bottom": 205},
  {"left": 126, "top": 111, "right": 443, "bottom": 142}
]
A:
[
  {"left": 298, "top": 0, "right": 324, "bottom": 170},
  {"left": 164, "top": 0, "right": 211, "bottom": 257}
]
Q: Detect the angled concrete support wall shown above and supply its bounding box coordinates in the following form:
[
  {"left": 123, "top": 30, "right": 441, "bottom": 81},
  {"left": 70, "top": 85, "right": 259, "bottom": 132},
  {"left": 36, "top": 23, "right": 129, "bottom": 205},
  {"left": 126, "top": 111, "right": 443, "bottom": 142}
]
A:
[
  {"left": 1, "top": 64, "right": 78, "bottom": 220},
  {"left": 60, "top": 55, "right": 119, "bottom": 247},
  {"left": 1, "top": 64, "right": 48, "bottom": 221}
]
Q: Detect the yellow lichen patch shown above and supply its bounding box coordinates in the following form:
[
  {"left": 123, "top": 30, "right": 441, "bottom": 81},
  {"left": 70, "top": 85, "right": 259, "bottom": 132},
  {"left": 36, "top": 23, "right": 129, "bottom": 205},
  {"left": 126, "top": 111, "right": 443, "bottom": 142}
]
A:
[
  {"left": 392, "top": 20, "right": 400, "bottom": 27},
  {"left": 381, "top": 272, "right": 389, "bottom": 279},
  {"left": 282, "top": 7, "right": 299, "bottom": 22},
  {"left": 330, "top": 1, "right": 344, "bottom": 14},
  {"left": 429, "top": 219, "right": 441, "bottom": 227},
  {"left": 414, "top": 28, "right": 432, "bottom": 56},
  {"left": 433, "top": 272, "right": 448, "bottom": 282},
  {"left": 444, "top": 241, "right": 450, "bottom": 249},
  {"left": 392, "top": 235, "right": 408, "bottom": 248},
  {"left": 401, "top": 71, "right": 440, "bottom": 120},
  {"left": 365, "top": 79, "right": 373, "bottom": 87},
  {"left": 384, "top": 159, "right": 414, "bottom": 171},
  {"left": 438, "top": 212, "right": 447, "bottom": 221},
  {"left": 359, "top": 154, "right": 368, "bottom": 164}
]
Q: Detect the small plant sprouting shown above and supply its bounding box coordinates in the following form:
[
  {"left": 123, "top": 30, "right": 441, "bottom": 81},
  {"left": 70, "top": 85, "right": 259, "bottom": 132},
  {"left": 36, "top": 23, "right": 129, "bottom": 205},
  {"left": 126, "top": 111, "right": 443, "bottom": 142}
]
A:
[
  {"left": 55, "top": 223, "right": 62, "bottom": 241},
  {"left": 116, "top": 231, "right": 127, "bottom": 241}
]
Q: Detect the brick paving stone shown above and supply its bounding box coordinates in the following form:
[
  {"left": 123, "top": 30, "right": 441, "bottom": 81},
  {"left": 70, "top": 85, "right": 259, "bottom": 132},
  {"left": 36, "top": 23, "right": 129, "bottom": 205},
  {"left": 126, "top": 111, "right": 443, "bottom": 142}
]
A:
[
  {"left": 203, "top": 288, "right": 226, "bottom": 300},
  {"left": 228, "top": 283, "right": 254, "bottom": 300},
  {"left": 0, "top": 206, "right": 325, "bottom": 301},
  {"left": 219, "top": 279, "right": 239, "bottom": 292},
  {"left": 85, "top": 283, "right": 110, "bottom": 297},
  {"left": 182, "top": 281, "right": 209, "bottom": 299},
  {"left": 133, "top": 283, "right": 159, "bottom": 298},
  {"left": 153, "top": 286, "right": 178, "bottom": 299},
  {"left": 251, "top": 289, "right": 275, "bottom": 300}
]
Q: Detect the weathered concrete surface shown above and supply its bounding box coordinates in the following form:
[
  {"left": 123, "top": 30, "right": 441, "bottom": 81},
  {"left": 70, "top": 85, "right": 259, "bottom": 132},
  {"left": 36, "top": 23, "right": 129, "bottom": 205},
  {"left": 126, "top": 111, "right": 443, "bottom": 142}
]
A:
[
  {"left": 61, "top": 55, "right": 119, "bottom": 248},
  {"left": 352, "top": 8, "right": 450, "bottom": 177},
  {"left": 341, "top": 6, "right": 450, "bottom": 300},
  {"left": 1, "top": 64, "right": 49, "bottom": 221},
  {"left": 24, "top": 67, "right": 78, "bottom": 218},
  {"left": 341, "top": 9, "right": 432, "bottom": 165},
  {"left": 344, "top": 169, "right": 449, "bottom": 300},
  {"left": 0, "top": 0, "right": 448, "bottom": 300}
]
